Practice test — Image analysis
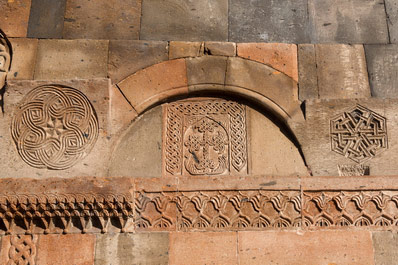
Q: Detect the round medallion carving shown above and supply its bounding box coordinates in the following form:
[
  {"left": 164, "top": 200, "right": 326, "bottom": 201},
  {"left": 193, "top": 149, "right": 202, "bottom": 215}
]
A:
[{"left": 11, "top": 85, "right": 99, "bottom": 170}]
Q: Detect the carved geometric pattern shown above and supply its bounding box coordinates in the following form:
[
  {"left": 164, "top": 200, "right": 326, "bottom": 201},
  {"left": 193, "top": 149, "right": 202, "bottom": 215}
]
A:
[
  {"left": 330, "top": 104, "right": 387, "bottom": 163},
  {"left": 135, "top": 191, "right": 302, "bottom": 231},
  {"left": 11, "top": 85, "right": 99, "bottom": 169},
  {"left": 303, "top": 191, "right": 398, "bottom": 228},
  {"left": 338, "top": 164, "right": 369, "bottom": 176},
  {"left": 163, "top": 99, "right": 247, "bottom": 176},
  {"left": 0, "top": 193, "right": 133, "bottom": 234},
  {"left": 6, "top": 235, "right": 37, "bottom": 265}
]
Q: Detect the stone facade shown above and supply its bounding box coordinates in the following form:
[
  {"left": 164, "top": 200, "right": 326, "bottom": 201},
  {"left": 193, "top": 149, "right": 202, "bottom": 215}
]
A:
[{"left": 1, "top": 0, "right": 398, "bottom": 264}]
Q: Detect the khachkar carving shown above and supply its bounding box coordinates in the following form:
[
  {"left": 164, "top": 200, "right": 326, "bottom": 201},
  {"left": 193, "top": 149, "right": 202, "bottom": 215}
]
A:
[
  {"left": 11, "top": 85, "right": 99, "bottom": 169},
  {"left": 135, "top": 191, "right": 302, "bottom": 231},
  {"left": 303, "top": 191, "right": 398, "bottom": 227},
  {"left": 0, "top": 193, "right": 133, "bottom": 235},
  {"left": 163, "top": 99, "right": 248, "bottom": 176},
  {"left": 330, "top": 104, "right": 387, "bottom": 163},
  {"left": 5, "top": 235, "right": 38, "bottom": 265}
]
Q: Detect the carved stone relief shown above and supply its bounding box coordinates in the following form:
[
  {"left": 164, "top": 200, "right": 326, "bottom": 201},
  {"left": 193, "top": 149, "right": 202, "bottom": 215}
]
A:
[
  {"left": 0, "top": 30, "right": 11, "bottom": 113},
  {"left": 330, "top": 104, "right": 387, "bottom": 163},
  {"left": 4, "top": 235, "right": 38, "bottom": 265},
  {"left": 338, "top": 164, "right": 369, "bottom": 176},
  {"left": 163, "top": 99, "right": 248, "bottom": 177},
  {"left": 11, "top": 85, "right": 99, "bottom": 170}
]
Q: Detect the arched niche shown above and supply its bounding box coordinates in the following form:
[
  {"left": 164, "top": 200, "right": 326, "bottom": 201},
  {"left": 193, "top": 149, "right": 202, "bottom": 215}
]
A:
[{"left": 108, "top": 96, "right": 308, "bottom": 177}]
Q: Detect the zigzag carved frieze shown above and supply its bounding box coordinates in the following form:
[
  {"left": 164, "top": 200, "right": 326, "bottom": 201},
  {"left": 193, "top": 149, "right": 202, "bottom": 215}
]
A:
[{"left": 2, "top": 187, "right": 398, "bottom": 234}]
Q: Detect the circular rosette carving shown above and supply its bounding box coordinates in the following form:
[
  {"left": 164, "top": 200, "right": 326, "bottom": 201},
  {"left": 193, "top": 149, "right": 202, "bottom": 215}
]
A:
[{"left": 11, "top": 85, "right": 99, "bottom": 170}]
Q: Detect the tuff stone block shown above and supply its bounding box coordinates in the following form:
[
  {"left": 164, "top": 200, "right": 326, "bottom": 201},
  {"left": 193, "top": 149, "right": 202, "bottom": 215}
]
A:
[
  {"left": 308, "top": 0, "right": 389, "bottom": 43},
  {"left": 204, "top": 42, "right": 236, "bottom": 56},
  {"left": 237, "top": 43, "right": 298, "bottom": 81},
  {"left": 108, "top": 106, "right": 162, "bottom": 177},
  {"left": 169, "top": 232, "right": 238, "bottom": 265},
  {"left": 95, "top": 233, "right": 169, "bottom": 265},
  {"left": 36, "top": 234, "right": 95, "bottom": 265},
  {"left": 365, "top": 44, "right": 398, "bottom": 98},
  {"left": 140, "top": 0, "right": 228, "bottom": 41},
  {"left": 117, "top": 59, "right": 188, "bottom": 113},
  {"left": 0, "top": 235, "right": 38, "bottom": 264},
  {"left": 0, "top": 79, "right": 110, "bottom": 178},
  {"left": 27, "top": 0, "right": 65, "bottom": 38},
  {"left": 238, "top": 231, "right": 374, "bottom": 265},
  {"left": 63, "top": 0, "right": 141, "bottom": 39},
  {"left": 298, "top": 44, "right": 318, "bottom": 100},
  {"left": 186, "top": 56, "right": 227, "bottom": 86},
  {"left": 169, "top": 41, "right": 204, "bottom": 59},
  {"left": 229, "top": 0, "right": 309, "bottom": 43},
  {"left": 34, "top": 39, "right": 108, "bottom": 80},
  {"left": 386, "top": 0, "right": 398, "bottom": 43},
  {"left": 316, "top": 44, "right": 370, "bottom": 99},
  {"left": 108, "top": 40, "right": 169, "bottom": 84},
  {"left": 0, "top": 0, "right": 31, "bottom": 37},
  {"left": 7, "top": 38, "right": 38, "bottom": 80},
  {"left": 373, "top": 231, "right": 398, "bottom": 265}
]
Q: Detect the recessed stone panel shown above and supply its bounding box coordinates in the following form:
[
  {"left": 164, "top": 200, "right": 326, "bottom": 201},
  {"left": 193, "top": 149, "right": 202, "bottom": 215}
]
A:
[
  {"left": 140, "top": 0, "right": 228, "bottom": 41},
  {"left": 229, "top": 0, "right": 309, "bottom": 43}
]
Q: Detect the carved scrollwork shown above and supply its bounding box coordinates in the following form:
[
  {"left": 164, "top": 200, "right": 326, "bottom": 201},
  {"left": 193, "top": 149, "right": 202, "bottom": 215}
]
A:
[{"left": 11, "top": 85, "right": 99, "bottom": 170}]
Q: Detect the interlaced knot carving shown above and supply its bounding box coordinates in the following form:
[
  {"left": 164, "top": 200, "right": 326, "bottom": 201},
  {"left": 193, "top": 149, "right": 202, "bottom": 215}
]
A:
[
  {"left": 330, "top": 104, "right": 387, "bottom": 163},
  {"left": 7, "top": 235, "right": 37, "bottom": 265},
  {"left": 11, "top": 85, "right": 99, "bottom": 169}
]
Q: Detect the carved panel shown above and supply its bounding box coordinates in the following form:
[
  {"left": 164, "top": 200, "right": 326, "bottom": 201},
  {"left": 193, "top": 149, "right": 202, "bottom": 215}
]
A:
[
  {"left": 338, "top": 164, "right": 369, "bottom": 176},
  {"left": 303, "top": 191, "right": 398, "bottom": 227},
  {"left": 11, "top": 85, "right": 99, "bottom": 169},
  {"left": 163, "top": 99, "right": 248, "bottom": 176},
  {"left": 5, "top": 235, "right": 38, "bottom": 265},
  {"left": 135, "top": 191, "right": 301, "bottom": 231},
  {"left": 330, "top": 104, "right": 387, "bottom": 163}
]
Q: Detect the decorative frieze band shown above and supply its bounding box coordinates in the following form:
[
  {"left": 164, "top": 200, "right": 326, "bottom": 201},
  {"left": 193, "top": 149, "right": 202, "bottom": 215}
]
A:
[{"left": 2, "top": 176, "right": 398, "bottom": 234}]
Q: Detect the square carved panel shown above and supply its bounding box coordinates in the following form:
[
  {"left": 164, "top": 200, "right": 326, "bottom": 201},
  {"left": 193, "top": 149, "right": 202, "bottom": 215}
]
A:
[{"left": 162, "top": 99, "right": 248, "bottom": 177}]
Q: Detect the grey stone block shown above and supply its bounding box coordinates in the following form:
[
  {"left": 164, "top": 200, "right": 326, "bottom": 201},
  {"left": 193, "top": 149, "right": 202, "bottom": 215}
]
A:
[
  {"left": 229, "top": 0, "right": 310, "bottom": 43},
  {"left": 365, "top": 44, "right": 398, "bottom": 98},
  {"left": 298, "top": 44, "right": 318, "bottom": 100},
  {"left": 140, "top": 0, "right": 228, "bottom": 41},
  {"left": 27, "top": 0, "right": 66, "bottom": 38},
  {"left": 373, "top": 231, "right": 398, "bottom": 265},
  {"left": 386, "top": 0, "right": 398, "bottom": 43},
  {"left": 308, "top": 0, "right": 389, "bottom": 43},
  {"left": 95, "top": 233, "right": 169, "bottom": 265}
]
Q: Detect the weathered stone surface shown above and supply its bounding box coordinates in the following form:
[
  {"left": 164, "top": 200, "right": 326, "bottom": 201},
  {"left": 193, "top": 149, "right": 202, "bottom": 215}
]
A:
[
  {"left": 109, "top": 85, "right": 138, "bottom": 136},
  {"left": 291, "top": 99, "right": 398, "bottom": 176},
  {"left": 117, "top": 59, "right": 188, "bottom": 113},
  {"left": 63, "top": 0, "right": 141, "bottom": 39},
  {"left": 0, "top": 0, "right": 31, "bottom": 37},
  {"left": 36, "top": 234, "right": 95, "bottom": 265},
  {"left": 169, "top": 41, "right": 204, "bottom": 59},
  {"left": 308, "top": 0, "right": 389, "bottom": 43},
  {"left": 7, "top": 38, "right": 38, "bottom": 80},
  {"left": 186, "top": 56, "right": 227, "bottom": 86},
  {"left": 204, "top": 42, "right": 236, "bottom": 56},
  {"left": 298, "top": 44, "right": 318, "bottom": 100},
  {"left": 0, "top": 79, "right": 110, "bottom": 178},
  {"left": 238, "top": 231, "right": 374, "bottom": 264},
  {"left": 169, "top": 232, "right": 238, "bottom": 265},
  {"left": 365, "top": 44, "right": 398, "bottom": 98},
  {"left": 34, "top": 39, "right": 108, "bottom": 80},
  {"left": 108, "top": 106, "right": 162, "bottom": 177},
  {"left": 248, "top": 108, "right": 308, "bottom": 176},
  {"left": 229, "top": 0, "right": 309, "bottom": 43},
  {"left": 373, "top": 231, "right": 398, "bottom": 265},
  {"left": 316, "top": 44, "right": 370, "bottom": 99},
  {"left": 108, "top": 40, "right": 168, "bottom": 84},
  {"left": 27, "top": 0, "right": 65, "bottom": 38},
  {"left": 95, "top": 233, "right": 169, "bottom": 265},
  {"left": 140, "top": 0, "right": 228, "bottom": 41},
  {"left": 386, "top": 0, "right": 398, "bottom": 43},
  {"left": 237, "top": 43, "right": 298, "bottom": 82},
  {"left": 226, "top": 57, "right": 299, "bottom": 117}
]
